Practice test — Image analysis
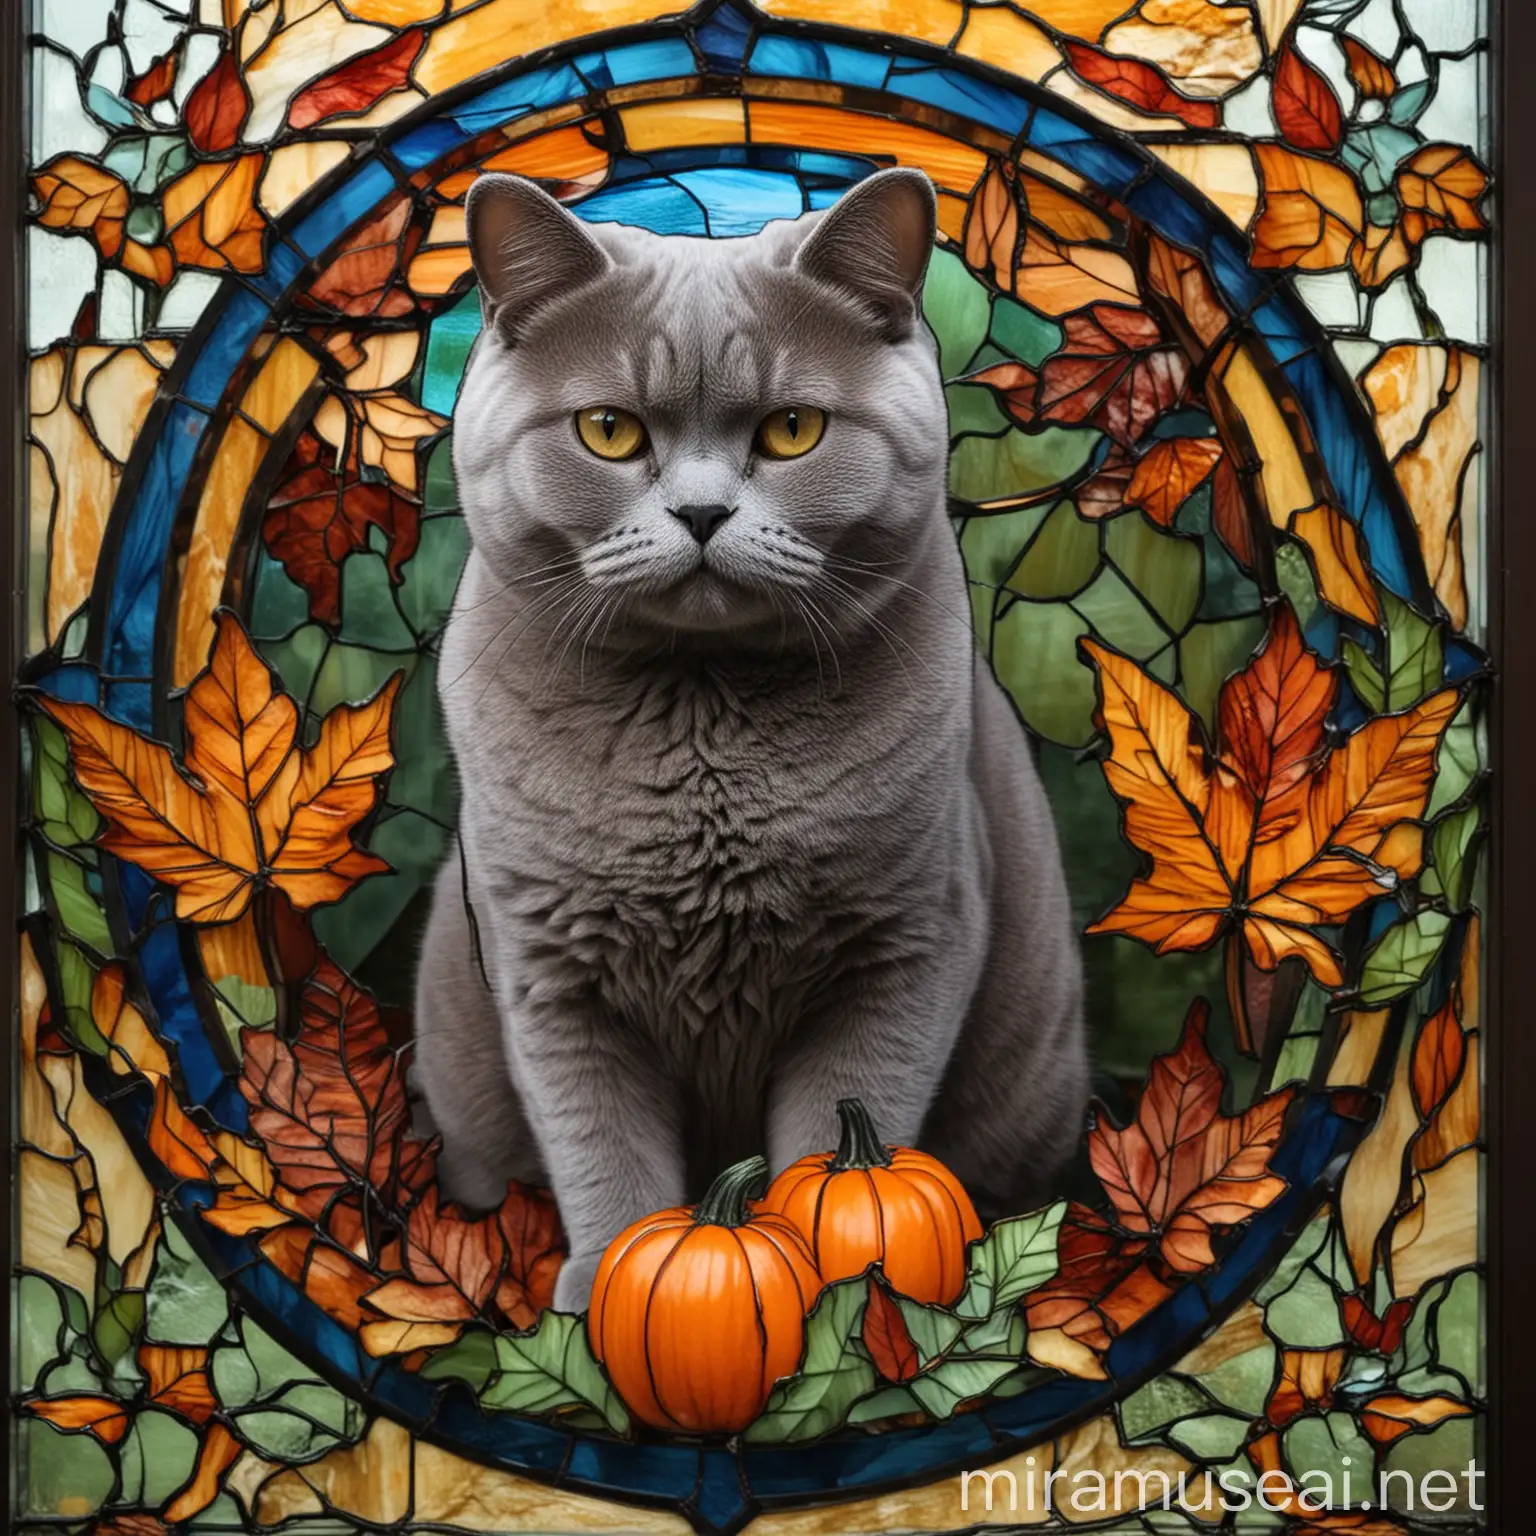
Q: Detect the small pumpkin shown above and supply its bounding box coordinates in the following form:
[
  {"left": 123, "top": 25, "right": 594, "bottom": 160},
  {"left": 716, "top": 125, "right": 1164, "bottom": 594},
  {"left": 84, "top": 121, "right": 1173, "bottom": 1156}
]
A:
[
  {"left": 587, "top": 1155, "right": 820, "bottom": 1434},
  {"left": 759, "top": 1098, "right": 983, "bottom": 1305}
]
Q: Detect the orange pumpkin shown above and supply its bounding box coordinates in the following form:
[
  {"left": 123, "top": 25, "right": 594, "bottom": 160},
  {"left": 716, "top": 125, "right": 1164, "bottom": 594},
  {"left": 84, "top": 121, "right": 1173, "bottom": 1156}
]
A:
[
  {"left": 587, "top": 1155, "right": 820, "bottom": 1434},
  {"left": 760, "top": 1098, "right": 982, "bottom": 1304}
]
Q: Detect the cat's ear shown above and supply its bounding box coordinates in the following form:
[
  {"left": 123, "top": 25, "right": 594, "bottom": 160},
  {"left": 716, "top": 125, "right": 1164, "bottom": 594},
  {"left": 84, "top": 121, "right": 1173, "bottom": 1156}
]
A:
[
  {"left": 465, "top": 173, "right": 611, "bottom": 340},
  {"left": 793, "top": 168, "right": 936, "bottom": 341}
]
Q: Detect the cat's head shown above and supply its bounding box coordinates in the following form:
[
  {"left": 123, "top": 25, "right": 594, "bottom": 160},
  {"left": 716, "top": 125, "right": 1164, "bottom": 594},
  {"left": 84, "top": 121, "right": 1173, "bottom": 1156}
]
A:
[{"left": 452, "top": 168, "right": 947, "bottom": 646}]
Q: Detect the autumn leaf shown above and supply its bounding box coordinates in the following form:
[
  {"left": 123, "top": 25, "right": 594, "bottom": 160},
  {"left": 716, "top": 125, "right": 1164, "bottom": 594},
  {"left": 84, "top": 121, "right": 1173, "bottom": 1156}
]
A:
[
  {"left": 138, "top": 1344, "right": 218, "bottom": 1423},
  {"left": 1342, "top": 1291, "right": 1413, "bottom": 1354},
  {"left": 1089, "top": 1002, "right": 1298, "bottom": 1272},
  {"left": 863, "top": 1280, "right": 920, "bottom": 1382},
  {"left": 22, "top": 1394, "right": 131, "bottom": 1442},
  {"left": 962, "top": 160, "right": 1023, "bottom": 295},
  {"left": 289, "top": 27, "right": 426, "bottom": 130},
  {"left": 1274, "top": 39, "right": 1343, "bottom": 153},
  {"left": 36, "top": 613, "right": 399, "bottom": 924},
  {"left": 1062, "top": 40, "right": 1219, "bottom": 129},
  {"left": 1028, "top": 1003, "right": 1296, "bottom": 1375},
  {"left": 163, "top": 154, "right": 268, "bottom": 273},
  {"left": 1411, "top": 997, "right": 1465, "bottom": 1120},
  {"left": 1342, "top": 37, "right": 1396, "bottom": 99},
  {"left": 1082, "top": 604, "right": 1460, "bottom": 987},
  {"left": 1123, "top": 437, "right": 1224, "bottom": 526},
  {"left": 264, "top": 428, "right": 422, "bottom": 627},
  {"left": 1288, "top": 503, "right": 1381, "bottom": 625},
  {"left": 125, "top": 46, "right": 179, "bottom": 107},
  {"left": 185, "top": 47, "right": 248, "bottom": 152},
  {"left": 974, "top": 304, "right": 1189, "bottom": 450},
  {"left": 1396, "top": 145, "right": 1490, "bottom": 244},
  {"left": 302, "top": 196, "right": 424, "bottom": 320},
  {"left": 1076, "top": 443, "right": 1137, "bottom": 520},
  {"left": 164, "top": 1422, "right": 241, "bottom": 1523},
  {"left": 1253, "top": 145, "right": 1363, "bottom": 270},
  {"left": 240, "top": 958, "right": 411, "bottom": 1229},
  {"left": 238, "top": 955, "right": 562, "bottom": 1348},
  {"left": 1267, "top": 1346, "right": 1346, "bottom": 1426},
  {"left": 1360, "top": 1391, "right": 1474, "bottom": 1445},
  {"left": 33, "top": 156, "right": 129, "bottom": 258},
  {"left": 1211, "top": 454, "right": 1258, "bottom": 568}
]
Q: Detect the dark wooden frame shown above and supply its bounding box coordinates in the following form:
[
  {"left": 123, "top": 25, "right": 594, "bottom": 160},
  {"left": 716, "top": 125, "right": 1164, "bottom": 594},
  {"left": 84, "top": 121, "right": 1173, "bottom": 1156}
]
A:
[
  {"left": 0, "top": 0, "right": 1527, "bottom": 1524},
  {"left": 1489, "top": 0, "right": 1532, "bottom": 1527}
]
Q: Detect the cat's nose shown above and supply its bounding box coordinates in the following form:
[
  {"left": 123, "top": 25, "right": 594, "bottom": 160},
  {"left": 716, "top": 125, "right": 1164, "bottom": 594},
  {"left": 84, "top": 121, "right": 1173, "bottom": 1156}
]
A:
[{"left": 669, "top": 503, "right": 735, "bottom": 544}]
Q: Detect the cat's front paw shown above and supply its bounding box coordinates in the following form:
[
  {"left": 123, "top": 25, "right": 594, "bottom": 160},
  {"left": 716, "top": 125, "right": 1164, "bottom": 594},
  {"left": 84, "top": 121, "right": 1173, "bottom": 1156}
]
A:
[{"left": 553, "top": 1248, "right": 604, "bottom": 1315}]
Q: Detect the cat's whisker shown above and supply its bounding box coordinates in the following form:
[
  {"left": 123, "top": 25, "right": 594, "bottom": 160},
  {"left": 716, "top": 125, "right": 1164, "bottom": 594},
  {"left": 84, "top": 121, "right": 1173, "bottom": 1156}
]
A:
[
  {"left": 823, "top": 558, "right": 975, "bottom": 637},
  {"left": 442, "top": 576, "right": 585, "bottom": 696},
  {"left": 813, "top": 571, "right": 935, "bottom": 686},
  {"left": 795, "top": 591, "right": 845, "bottom": 698}
]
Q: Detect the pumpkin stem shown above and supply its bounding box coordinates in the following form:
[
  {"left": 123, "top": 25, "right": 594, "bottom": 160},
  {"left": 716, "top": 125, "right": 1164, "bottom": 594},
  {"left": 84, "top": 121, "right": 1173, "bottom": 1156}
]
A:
[
  {"left": 830, "top": 1098, "right": 894, "bottom": 1171},
  {"left": 694, "top": 1155, "right": 770, "bottom": 1227}
]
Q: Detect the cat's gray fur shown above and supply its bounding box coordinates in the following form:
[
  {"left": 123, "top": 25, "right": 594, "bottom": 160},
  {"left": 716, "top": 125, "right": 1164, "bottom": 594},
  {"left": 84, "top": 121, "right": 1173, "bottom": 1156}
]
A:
[{"left": 414, "top": 169, "right": 1088, "bottom": 1312}]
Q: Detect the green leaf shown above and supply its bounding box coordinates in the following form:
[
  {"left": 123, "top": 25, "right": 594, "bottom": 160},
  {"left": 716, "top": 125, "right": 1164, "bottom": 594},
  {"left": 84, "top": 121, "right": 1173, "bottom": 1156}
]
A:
[
  {"left": 893, "top": 1295, "right": 964, "bottom": 1366},
  {"left": 47, "top": 851, "right": 113, "bottom": 956},
  {"left": 1424, "top": 803, "right": 1482, "bottom": 910},
  {"left": 419, "top": 1328, "right": 498, "bottom": 1393},
  {"left": 1383, "top": 592, "right": 1444, "bottom": 710},
  {"left": 482, "top": 1311, "right": 629, "bottom": 1435},
  {"left": 906, "top": 1311, "right": 1027, "bottom": 1421},
  {"left": 745, "top": 1278, "right": 874, "bottom": 1444},
  {"left": 1342, "top": 637, "right": 1386, "bottom": 713},
  {"left": 31, "top": 715, "right": 100, "bottom": 847},
  {"left": 1359, "top": 910, "right": 1452, "bottom": 1006},
  {"left": 954, "top": 1201, "right": 1066, "bottom": 1322},
  {"left": 844, "top": 1383, "right": 923, "bottom": 1425},
  {"left": 1427, "top": 699, "right": 1480, "bottom": 818}
]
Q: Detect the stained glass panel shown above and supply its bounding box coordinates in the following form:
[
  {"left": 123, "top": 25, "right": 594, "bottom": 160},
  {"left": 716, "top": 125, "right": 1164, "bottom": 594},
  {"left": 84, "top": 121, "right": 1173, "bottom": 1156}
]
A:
[{"left": 12, "top": 0, "right": 1489, "bottom": 1531}]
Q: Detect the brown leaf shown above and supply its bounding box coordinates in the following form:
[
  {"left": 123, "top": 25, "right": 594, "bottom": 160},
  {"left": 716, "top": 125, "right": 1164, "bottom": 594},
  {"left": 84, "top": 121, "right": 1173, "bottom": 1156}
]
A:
[
  {"left": 302, "top": 196, "right": 423, "bottom": 320},
  {"left": 977, "top": 305, "right": 1188, "bottom": 449},
  {"left": 1124, "top": 438, "right": 1224, "bottom": 526},
  {"left": 24, "top": 1394, "right": 131, "bottom": 1443},
  {"left": 1089, "top": 1002, "right": 1298, "bottom": 1273},
  {"left": 289, "top": 28, "right": 425, "bottom": 131},
  {"left": 1063, "top": 40, "right": 1220, "bottom": 129},
  {"left": 1274, "top": 39, "right": 1344, "bottom": 153},
  {"left": 138, "top": 1344, "right": 218, "bottom": 1423},
  {"left": 1076, "top": 443, "right": 1137, "bottom": 520},
  {"left": 264, "top": 429, "right": 422, "bottom": 627},
  {"left": 1211, "top": 455, "right": 1257, "bottom": 568},
  {"left": 240, "top": 959, "right": 410, "bottom": 1232},
  {"left": 185, "top": 48, "right": 248, "bottom": 152},
  {"left": 1342, "top": 1291, "right": 1413, "bottom": 1354},
  {"left": 164, "top": 1422, "right": 241, "bottom": 1522},
  {"left": 863, "top": 1279, "right": 920, "bottom": 1382}
]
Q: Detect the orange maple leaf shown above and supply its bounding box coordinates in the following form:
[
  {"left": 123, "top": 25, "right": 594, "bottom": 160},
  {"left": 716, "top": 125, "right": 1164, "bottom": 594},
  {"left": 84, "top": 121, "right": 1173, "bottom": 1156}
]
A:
[
  {"left": 1082, "top": 603, "right": 1460, "bottom": 987},
  {"left": 35, "top": 611, "right": 399, "bottom": 924}
]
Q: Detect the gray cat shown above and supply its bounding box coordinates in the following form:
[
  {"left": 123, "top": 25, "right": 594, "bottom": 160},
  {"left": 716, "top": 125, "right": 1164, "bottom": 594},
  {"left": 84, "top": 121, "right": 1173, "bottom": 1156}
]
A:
[{"left": 413, "top": 168, "right": 1087, "bottom": 1313}]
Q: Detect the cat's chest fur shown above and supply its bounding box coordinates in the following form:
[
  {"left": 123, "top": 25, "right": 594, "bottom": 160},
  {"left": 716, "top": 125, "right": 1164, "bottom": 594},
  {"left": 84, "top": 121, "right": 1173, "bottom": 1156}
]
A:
[{"left": 448, "top": 627, "right": 965, "bottom": 1048}]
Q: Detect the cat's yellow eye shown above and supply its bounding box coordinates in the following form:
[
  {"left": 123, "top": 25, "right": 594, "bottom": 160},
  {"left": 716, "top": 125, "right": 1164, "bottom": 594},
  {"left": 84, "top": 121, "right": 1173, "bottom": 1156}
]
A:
[
  {"left": 755, "top": 406, "right": 825, "bottom": 460},
  {"left": 576, "top": 407, "right": 648, "bottom": 461}
]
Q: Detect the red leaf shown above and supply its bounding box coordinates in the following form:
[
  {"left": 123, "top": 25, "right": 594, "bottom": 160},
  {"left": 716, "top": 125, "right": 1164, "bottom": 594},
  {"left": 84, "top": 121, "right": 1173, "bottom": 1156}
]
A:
[
  {"left": 185, "top": 49, "right": 248, "bottom": 153},
  {"left": 1064, "top": 40, "right": 1219, "bottom": 130},
  {"left": 288, "top": 29, "right": 426, "bottom": 132},
  {"left": 263, "top": 429, "right": 422, "bottom": 627},
  {"left": 1343, "top": 1292, "right": 1413, "bottom": 1355},
  {"left": 494, "top": 1183, "right": 565, "bottom": 1329},
  {"left": 1274, "top": 40, "right": 1344, "bottom": 153},
  {"left": 863, "top": 1280, "right": 920, "bottom": 1382},
  {"left": 980, "top": 305, "right": 1189, "bottom": 450}
]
